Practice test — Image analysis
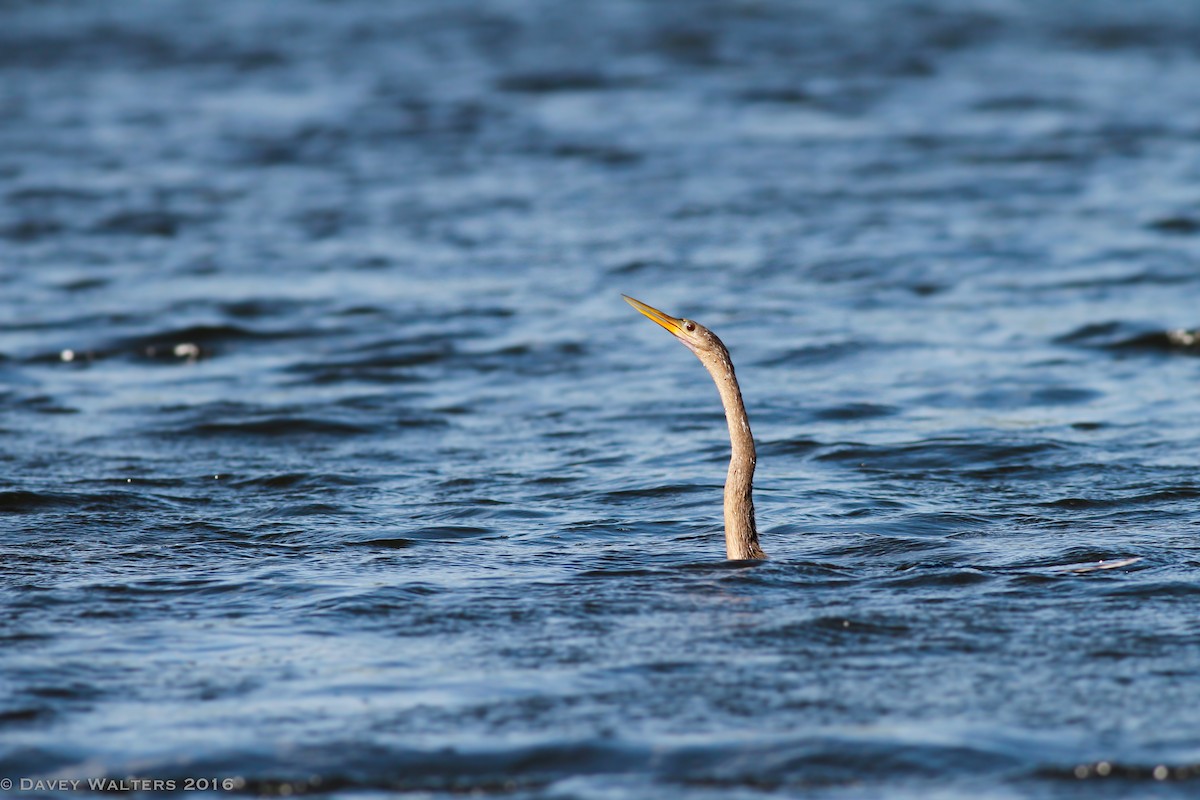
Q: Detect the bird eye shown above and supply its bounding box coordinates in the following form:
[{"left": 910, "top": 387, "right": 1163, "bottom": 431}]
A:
[{"left": 684, "top": 321, "right": 696, "bottom": 332}]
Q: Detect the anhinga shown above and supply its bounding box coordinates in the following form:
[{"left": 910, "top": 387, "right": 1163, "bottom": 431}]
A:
[{"left": 624, "top": 295, "right": 766, "bottom": 560}]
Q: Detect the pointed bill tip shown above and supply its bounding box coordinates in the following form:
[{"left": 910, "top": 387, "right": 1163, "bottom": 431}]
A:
[{"left": 623, "top": 294, "right": 683, "bottom": 336}]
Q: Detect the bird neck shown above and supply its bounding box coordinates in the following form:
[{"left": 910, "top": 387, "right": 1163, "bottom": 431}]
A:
[{"left": 703, "top": 348, "right": 766, "bottom": 560}]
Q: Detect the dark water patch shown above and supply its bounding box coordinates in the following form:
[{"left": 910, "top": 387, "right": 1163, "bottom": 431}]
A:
[
  {"left": 0, "top": 19, "right": 276, "bottom": 71},
  {"left": 269, "top": 501, "right": 345, "bottom": 518},
  {"left": 345, "top": 537, "right": 414, "bottom": 550},
  {"left": 960, "top": 145, "right": 1087, "bottom": 166},
  {"left": 1056, "top": 321, "right": 1200, "bottom": 355},
  {"left": 883, "top": 567, "right": 993, "bottom": 589},
  {"left": 227, "top": 124, "right": 351, "bottom": 169},
  {"left": 1029, "top": 386, "right": 1101, "bottom": 405},
  {"left": 578, "top": 566, "right": 665, "bottom": 580},
  {"left": 82, "top": 578, "right": 231, "bottom": 599},
  {"left": 0, "top": 489, "right": 173, "bottom": 516},
  {"left": 229, "top": 472, "right": 367, "bottom": 490},
  {"left": 437, "top": 305, "right": 517, "bottom": 323},
  {"left": 146, "top": 397, "right": 444, "bottom": 440},
  {"left": 27, "top": 680, "right": 105, "bottom": 703},
  {"left": 607, "top": 258, "right": 672, "bottom": 276},
  {"left": 821, "top": 498, "right": 913, "bottom": 520},
  {"left": 294, "top": 206, "right": 349, "bottom": 239},
  {"left": 701, "top": 561, "right": 861, "bottom": 593},
  {"left": 968, "top": 384, "right": 1101, "bottom": 409},
  {"left": 309, "top": 584, "right": 441, "bottom": 619},
  {"left": 1054, "top": 321, "right": 1130, "bottom": 345},
  {"left": 765, "top": 560, "right": 858, "bottom": 582},
  {"left": 92, "top": 475, "right": 190, "bottom": 490},
  {"left": 0, "top": 706, "right": 53, "bottom": 726},
  {"left": 6, "top": 185, "right": 107, "bottom": 204},
  {"left": 186, "top": 416, "right": 374, "bottom": 438},
  {"left": 497, "top": 70, "right": 634, "bottom": 93},
  {"left": 1042, "top": 266, "right": 1197, "bottom": 291},
  {"left": 3, "top": 310, "right": 140, "bottom": 336},
  {"left": 891, "top": 511, "right": 993, "bottom": 536},
  {"left": 455, "top": 340, "right": 589, "bottom": 377},
  {"left": 56, "top": 276, "right": 109, "bottom": 292},
  {"left": 284, "top": 341, "right": 456, "bottom": 380},
  {"left": 350, "top": 92, "right": 498, "bottom": 143},
  {"left": 757, "top": 340, "right": 871, "bottom": 367},
  {"left": 1100, "top": 580, "right": 1200, "bottom": 600},
  {"left": 973, "top": 94, "right": 1081, "bottom": 113},
  {"left": 548, "top": 141, "right": 642, "bottom": 165},
  {"left": 1147, "top": 215, "right": 1200, "bottom": 235},
  {"left": 650, "top": 24, "right": 721, "bottom": 67},
  {"left": 218, "top": 298, "right": 315, "bottom": 320},
  {"left": 805, "top": 614, "right": 913, "bottom": 641},
  {"left": 598, "top": 484, "right": 707, "bottom": 502},
  {"left": 759, "top": 437, "right": 824, "bottom": 458},
  {"left": 739, "top": 87, "right": 814, "bottom": 105},
  {"left": 2, "top": 217, "right": 65, "bottom": 242},
  {"left": 907, "top": 281, "right": 945, "bottom": 296},
  {"left": 816, "top": 534, "right": 953, "bottom": 561},
  {"left": 1063, "top": 19, "right": 1200, "bottom": 52},
  {"left": 333, "top": 304, "right": 391, "bottom": 318},
  {"left": 282, "top": 365, "right": 430, "bottom": 386},
  {"left": 1042, "top": 486, "right": 1200, "bottom": 509},
  {"left": 671, "top": 558, "right": 770, "bottom": 575},
  {"left": 91, "top": 209, "right": 192, "bottom": 238},
  {"left": 810, "top": 402, "right": 896, "bottom": 421},
  {"left": 18, "top": 394, "right": 77, "bottom": 414},
  {"left": 408, "top": 525, "right": 494, "bottom": 541},
  {"left": 815, "top": 438, "right": 1065, "bottom": 476}
]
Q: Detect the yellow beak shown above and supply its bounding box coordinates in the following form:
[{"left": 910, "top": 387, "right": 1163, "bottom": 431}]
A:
[{"left": 623, "top": 295, "right": 684, "bottom": 337}]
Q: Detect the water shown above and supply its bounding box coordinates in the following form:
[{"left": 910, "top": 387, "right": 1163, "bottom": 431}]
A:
[{"left": 3, "top": 0, "right": 1200, "bottom": 796}]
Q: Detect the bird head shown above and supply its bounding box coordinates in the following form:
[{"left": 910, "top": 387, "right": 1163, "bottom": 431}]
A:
[{"left": 623, "top": 295, "right": 725, "bottom": 358}]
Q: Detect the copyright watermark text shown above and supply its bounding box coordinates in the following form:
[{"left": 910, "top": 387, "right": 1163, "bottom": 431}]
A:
[{"left": 2, "top": 776, "right": 246, "bottom": 792}]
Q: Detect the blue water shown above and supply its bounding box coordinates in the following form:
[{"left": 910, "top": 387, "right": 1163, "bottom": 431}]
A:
[{"left": 3, "top": 0, "right": 1200, "bottom": 797}]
